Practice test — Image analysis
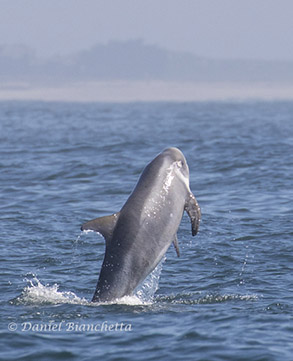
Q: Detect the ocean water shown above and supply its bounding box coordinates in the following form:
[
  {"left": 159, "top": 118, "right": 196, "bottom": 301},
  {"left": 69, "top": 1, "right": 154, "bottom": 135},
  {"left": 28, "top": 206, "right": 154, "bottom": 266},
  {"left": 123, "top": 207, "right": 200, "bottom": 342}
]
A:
[{"left": 0, "top": 100, "right": 292, "bottom": 361}]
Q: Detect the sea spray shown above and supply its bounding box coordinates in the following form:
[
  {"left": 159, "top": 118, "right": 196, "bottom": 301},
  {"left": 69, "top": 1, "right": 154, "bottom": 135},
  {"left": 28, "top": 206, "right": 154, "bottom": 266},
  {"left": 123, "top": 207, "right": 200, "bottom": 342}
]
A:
[
  {"left": 15, "top": 276, "right": 88, "bottom": 305},
  {"left": 134, "top": 256, "right": 166, "bottom": 304}
]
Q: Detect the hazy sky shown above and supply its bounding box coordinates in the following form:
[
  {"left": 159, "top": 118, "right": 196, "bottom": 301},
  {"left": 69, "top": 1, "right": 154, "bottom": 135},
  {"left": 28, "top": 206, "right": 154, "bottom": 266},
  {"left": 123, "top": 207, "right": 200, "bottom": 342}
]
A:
[{"left": 1, "top": 0, "right": 293, "bottom": 60}]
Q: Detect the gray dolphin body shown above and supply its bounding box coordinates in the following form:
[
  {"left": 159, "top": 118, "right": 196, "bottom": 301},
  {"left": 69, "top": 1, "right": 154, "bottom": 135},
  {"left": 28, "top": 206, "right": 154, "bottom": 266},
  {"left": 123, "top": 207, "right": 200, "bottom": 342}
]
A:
[{"left": 81, "top": 147, "right": 201, "bottom": 302}]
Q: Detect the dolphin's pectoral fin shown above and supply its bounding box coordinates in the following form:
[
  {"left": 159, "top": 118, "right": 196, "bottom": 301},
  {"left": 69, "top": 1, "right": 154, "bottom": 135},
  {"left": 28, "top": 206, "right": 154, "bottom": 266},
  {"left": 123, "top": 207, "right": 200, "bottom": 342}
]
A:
[
  {"left": 81, "top": 212, "right": 120, "bottom": 245},
  {"left": 172, "top": 233, "right": 180, "bottom": 257},
  {"left": 185, "top": 192, "right": 201, "bottom": 236}
]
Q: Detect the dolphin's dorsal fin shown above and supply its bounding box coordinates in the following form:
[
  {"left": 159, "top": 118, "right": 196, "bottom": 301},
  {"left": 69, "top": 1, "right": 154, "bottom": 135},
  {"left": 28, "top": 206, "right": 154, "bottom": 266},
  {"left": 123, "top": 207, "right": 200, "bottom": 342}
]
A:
[
  {"left": 173, "top": 233, "right": 180, "bottom": 257},
  {"left": 81, "top": 213, "right": 120, "bottom": 246}
]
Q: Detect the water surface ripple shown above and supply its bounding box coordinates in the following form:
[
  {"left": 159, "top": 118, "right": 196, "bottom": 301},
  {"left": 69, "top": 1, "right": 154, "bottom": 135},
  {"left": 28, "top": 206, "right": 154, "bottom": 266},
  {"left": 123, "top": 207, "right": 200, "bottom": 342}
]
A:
[{"left": 1, "top": 101, "right": 292, "bottom": 361}]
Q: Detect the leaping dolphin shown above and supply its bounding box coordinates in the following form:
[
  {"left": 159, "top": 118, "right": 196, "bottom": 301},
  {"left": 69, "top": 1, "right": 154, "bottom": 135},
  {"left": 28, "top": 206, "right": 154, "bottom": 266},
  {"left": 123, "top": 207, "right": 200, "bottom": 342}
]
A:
[{"left": 81, "top": 147, "right": 201, "bottom": 302}]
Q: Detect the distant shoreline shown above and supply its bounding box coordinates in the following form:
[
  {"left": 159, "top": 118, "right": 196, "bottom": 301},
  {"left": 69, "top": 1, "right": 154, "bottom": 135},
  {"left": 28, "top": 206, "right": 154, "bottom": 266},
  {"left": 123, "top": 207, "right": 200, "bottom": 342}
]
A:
[{"left": 1, "top": 81, "right": 293, "bottom": 102}]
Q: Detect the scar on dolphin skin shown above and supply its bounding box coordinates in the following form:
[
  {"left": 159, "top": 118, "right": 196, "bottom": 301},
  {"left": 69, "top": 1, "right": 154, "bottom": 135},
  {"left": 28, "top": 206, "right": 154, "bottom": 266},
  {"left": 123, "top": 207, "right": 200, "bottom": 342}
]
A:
[{"left": 81, "top": 147, "right": 201, "bottom": 302}]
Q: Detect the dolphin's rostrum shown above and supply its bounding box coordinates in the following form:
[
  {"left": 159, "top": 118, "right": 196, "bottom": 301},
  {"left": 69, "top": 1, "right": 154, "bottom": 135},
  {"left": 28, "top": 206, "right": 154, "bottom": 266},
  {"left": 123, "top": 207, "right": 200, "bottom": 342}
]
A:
[{"left": 81, "top": 147, "right": 201, "bottom": 302}]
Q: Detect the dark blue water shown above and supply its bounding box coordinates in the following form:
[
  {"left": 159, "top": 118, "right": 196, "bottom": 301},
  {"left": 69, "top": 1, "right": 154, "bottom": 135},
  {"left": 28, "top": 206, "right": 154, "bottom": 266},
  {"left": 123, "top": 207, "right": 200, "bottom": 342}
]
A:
[{"left": 1, "top": 101, "right": 292, "bottom": 361}]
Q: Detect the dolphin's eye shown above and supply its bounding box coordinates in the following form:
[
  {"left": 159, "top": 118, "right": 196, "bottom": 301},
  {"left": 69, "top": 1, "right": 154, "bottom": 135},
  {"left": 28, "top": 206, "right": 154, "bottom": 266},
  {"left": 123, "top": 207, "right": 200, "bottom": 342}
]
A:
[{"left": 176, "top": 160, "right": 183, "bottom": 168}]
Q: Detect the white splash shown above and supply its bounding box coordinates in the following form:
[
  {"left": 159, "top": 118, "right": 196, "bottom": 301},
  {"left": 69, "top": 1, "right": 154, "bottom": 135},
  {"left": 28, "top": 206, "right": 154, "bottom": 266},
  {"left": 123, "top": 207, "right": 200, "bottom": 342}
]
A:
[
  {"left": 16, "top": 276, "right": 88, "bottom": 305},
  {"left": 98, "top": 294, "right": 145, "bottom": 306},
  {"left": 15, "top": 262, "right": 165, "bottom": 306}
]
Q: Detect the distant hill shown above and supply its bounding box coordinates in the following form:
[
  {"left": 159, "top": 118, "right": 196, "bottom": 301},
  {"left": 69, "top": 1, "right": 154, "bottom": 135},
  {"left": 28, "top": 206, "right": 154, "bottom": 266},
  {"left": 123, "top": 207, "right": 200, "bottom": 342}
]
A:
[{"left": 1, "top": 40, "right": 293, "bottom": 85}]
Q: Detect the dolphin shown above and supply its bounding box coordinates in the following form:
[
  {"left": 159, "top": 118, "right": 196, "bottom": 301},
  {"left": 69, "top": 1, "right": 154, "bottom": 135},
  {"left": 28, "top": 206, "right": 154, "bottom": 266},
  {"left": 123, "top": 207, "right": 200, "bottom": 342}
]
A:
[{"left": 81, "top": 147, "right": 201, "bottom": 302}]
